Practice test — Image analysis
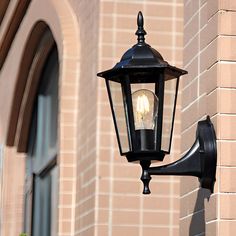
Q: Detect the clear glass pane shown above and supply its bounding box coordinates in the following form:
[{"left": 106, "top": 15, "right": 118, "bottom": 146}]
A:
[
  {"left": 161, "top": 77, "right": 178, "bottom": 152},
  {"left": 32, "top": 175, "right": 51, "bottom": 236},
  {"left": 31, "top": 167, "right": 58, "bottom": 236},
  {"left": 33, "top": 48, "right": 58, "bottom": 169},
  {"left": 26, "top": 47, "right": 59, "bottom": 235},
  {"left": 41, "top": 174, "right": 51, "bottom": 236},
  {"left": 46, "top": 58, "right": 59, "bottom": 150},
  {"left": 108, "top": 81, "right": 130, "bottom": 153}
]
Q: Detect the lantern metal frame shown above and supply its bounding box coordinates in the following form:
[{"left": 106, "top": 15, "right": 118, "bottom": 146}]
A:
[{"left": 97, "top": 11, "right": 217, "bottom": 194}]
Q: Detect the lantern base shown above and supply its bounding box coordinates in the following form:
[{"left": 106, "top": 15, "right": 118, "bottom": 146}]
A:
[
  {"left": 126, "top": 150, "right": 165, "bottom": 162},
  {"left": 140, "top": 116, "right": 217, "bottom": 194}
]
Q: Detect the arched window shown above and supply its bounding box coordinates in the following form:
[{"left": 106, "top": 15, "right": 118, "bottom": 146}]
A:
[{"left": 24, "top": 45, "right": 59, "bottom": 236}]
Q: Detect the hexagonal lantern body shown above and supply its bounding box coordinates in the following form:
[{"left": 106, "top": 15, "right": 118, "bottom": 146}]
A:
[{"left": 97, "top": 12, "right": 187, "bottom": 163}]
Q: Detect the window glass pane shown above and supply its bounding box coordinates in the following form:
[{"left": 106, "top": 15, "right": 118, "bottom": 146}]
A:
[
  {"left": 32, "top": 174, "right": 51, "bottom": 236},
  {"left": 43, "top": 57, "right": 59, "bottom": 150},
  {"left": 26, "top": 45, "right": 59, "bottom": 236},
  {"left": 161, "top": 77, "right": 178, "bottom": 152},
  {"left": 49, "top": 77, "right": 58, "bottom": 150},
  {"left": 28, "top": 108, "right": 37, "bottom": 159},
  {"left": 41, "top": 174, "right": 52, "bottom": 236},
  {"left": 32, "top": 177, "right": 41, "bottom": 236},
  {"left": 33, "top": 48, "right": 58, "bottom": 170},
  {"left": 35, "top": 96, "right": 47, "bottom": 161},
  {"left": 108, "top": 81, "right": 130, "bottom": 153}
]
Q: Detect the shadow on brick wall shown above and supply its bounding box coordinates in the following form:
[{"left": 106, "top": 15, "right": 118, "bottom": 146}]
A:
[{"left": 189, "top": 188, "right": 211, "bottom": 236}]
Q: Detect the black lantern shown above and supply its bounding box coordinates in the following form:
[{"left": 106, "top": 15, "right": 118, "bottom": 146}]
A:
[
  {"left": 98, "top": 12, "right": 187, "bottom": 162},
  {"left": 97, "top": 12, "right": 217, "bottom": 194}
]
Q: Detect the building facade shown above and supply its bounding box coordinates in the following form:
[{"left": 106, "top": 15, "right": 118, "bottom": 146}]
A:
[{"left": 0, "top": 0, "right": 235, "bottom": 235}]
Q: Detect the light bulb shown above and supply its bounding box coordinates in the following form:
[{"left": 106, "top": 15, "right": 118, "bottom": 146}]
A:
[{"left": 132, "top": 89, "right": 158, "bottom": 130}]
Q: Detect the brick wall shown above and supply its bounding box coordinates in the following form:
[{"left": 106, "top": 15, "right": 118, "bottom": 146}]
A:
[
  {"left": 181, "top": 0, "right": 236, "bottom": 235},
  {"left": 181, "top": 1, "right": 215, "bottom": 235}
]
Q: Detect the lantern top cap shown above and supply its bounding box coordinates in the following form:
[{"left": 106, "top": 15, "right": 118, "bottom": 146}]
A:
[{"left": 97, "top": 12, "right": 187, "bottom": 78}]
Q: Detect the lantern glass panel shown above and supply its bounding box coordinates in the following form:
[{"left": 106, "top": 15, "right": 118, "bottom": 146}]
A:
[
  {"left": 161, "top": 76, "right": 179, "bottom": 152},
  {"left": 107, "top": 80, "right": 130, "bottom": 154}
]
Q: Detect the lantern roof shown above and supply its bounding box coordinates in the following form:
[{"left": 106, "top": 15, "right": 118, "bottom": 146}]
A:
[{"left": 97, "top": 11, "right": 187, "bottom": 78}]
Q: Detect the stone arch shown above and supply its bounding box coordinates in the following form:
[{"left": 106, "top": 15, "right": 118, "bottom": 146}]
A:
[
  {"left": 6, "top": 21, "right": 55, "bottom": 151},
  {"left": 5, "top": 0, "right": 80, "bottom": 152}
]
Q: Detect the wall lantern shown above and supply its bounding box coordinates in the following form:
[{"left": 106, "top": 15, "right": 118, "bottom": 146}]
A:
[{"left": 97, "top": 12, "right": 217, "bottom": 194}]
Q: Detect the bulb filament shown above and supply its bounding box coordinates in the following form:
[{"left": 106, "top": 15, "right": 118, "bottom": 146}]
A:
[{"left": 136, "top": 94, "right": 150, "bottom": 128}]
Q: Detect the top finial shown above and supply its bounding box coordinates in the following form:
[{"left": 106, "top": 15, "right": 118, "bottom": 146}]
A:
[
  {"left": 135, "top": 11, "right": 147, "bottom": 44},
  {"left": 137, "top": 11, "right": 144, "bottom": 28}
]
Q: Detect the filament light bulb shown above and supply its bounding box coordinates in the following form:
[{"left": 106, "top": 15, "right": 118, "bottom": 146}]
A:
[{"left": 132, "top": 89, "right": 158, "bottom": 130}]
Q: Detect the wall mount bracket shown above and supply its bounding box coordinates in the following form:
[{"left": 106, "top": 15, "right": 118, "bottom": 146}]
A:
[{"left": 140, "top": 116, "right": 217, "bottom": 194}]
